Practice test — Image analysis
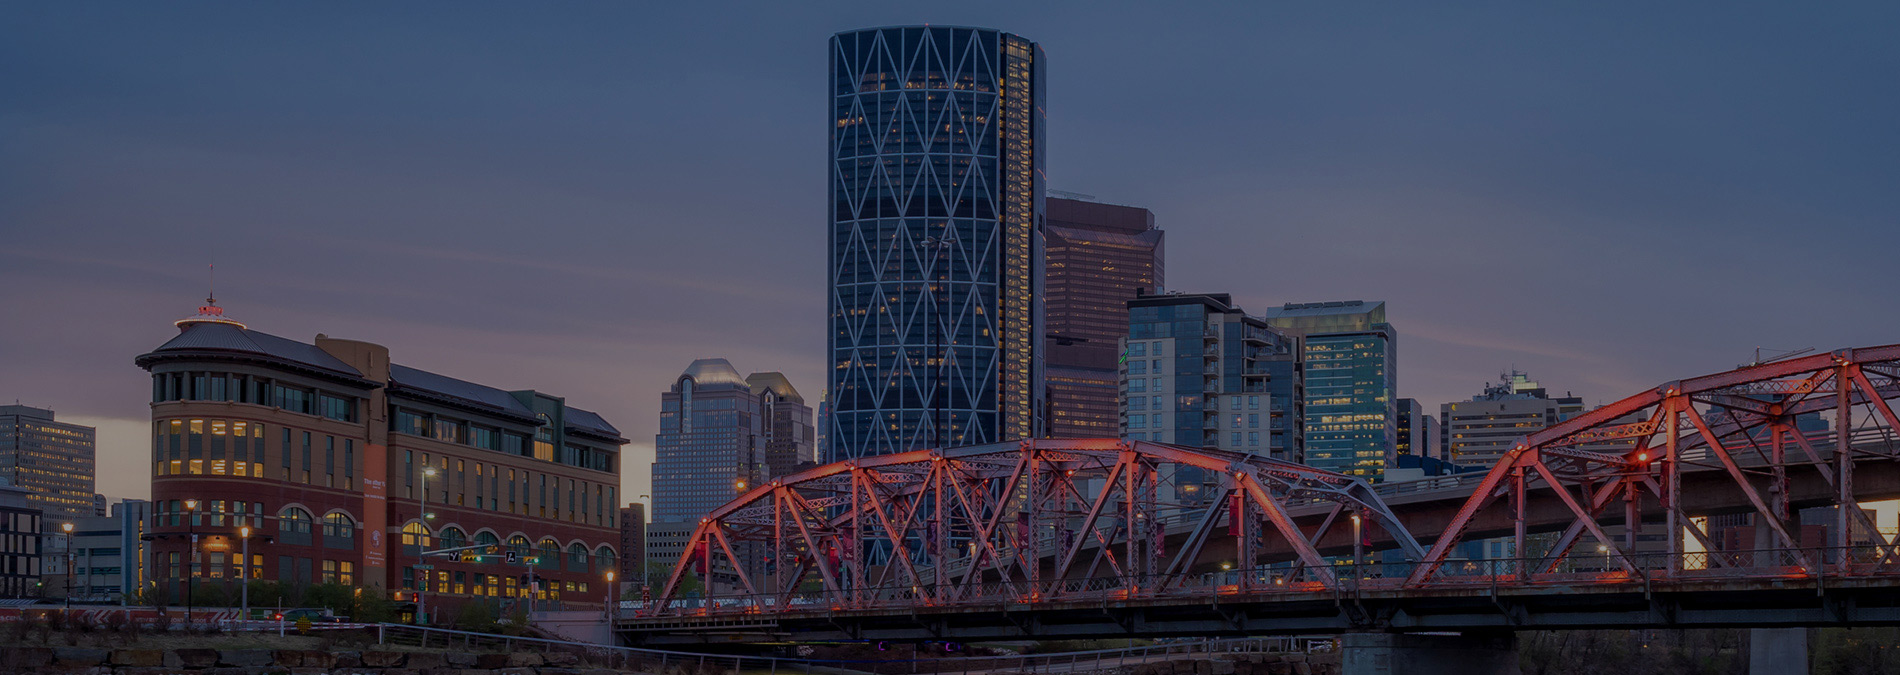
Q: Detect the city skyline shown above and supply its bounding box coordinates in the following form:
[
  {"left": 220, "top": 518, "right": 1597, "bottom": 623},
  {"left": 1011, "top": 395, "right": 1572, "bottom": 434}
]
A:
[{"left": 5, "top": 3, "right": 1899, "bottom": 507}]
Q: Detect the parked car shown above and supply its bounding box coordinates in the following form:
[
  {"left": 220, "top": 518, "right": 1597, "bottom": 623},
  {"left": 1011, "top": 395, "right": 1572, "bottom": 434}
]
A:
[{"left": 272, "top": 608, "right": 345, "bottom": 623}]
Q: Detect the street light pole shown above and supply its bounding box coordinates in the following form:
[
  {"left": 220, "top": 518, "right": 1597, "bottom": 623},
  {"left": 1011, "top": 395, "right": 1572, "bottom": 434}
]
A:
[
  {"left": 604, "top": 570, "right": 616, "bottom": 623},
  {"left": 1350, "top": 512, "right": 1364, "bottom": 580},
  {"left": 61, "top": 522, "right": 74, "bottom": 610},
  {"left": 419, "top": 465, "right": 437, "bottom": 625},
  {"left": 184, "top": 499, "right": 199, "bottom": 626},
  {"left": 240, "top": 526, "right": 252, "bottom": 622}
]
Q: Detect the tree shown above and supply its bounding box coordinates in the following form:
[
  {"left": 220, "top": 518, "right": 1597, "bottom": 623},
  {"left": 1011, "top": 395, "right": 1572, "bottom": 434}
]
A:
[{"left": 645, "top": 562, "right": 701, "bottom": 597}]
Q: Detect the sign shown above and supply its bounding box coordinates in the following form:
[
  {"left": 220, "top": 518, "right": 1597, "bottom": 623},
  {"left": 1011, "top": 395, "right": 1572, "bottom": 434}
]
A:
[
  {"left": 505, "top": 550, "right": 518, "bottom": 564},
  {"left": 363, "top": 444, "right": 389, "bottom": 571}
]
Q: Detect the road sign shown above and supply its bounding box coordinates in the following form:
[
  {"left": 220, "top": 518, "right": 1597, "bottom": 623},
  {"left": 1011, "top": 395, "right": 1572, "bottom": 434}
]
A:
[
  {"left": 505, "top": 550, "right": 518, "bottom": 564},
  {"left": 416, "top": 564, "right": 433, "bottom": 570}
]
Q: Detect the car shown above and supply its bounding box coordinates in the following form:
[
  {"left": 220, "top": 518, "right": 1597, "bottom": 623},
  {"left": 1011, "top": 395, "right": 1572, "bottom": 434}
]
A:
[{"left": 271, "top": 608, "right": 345, "bottom": 623}]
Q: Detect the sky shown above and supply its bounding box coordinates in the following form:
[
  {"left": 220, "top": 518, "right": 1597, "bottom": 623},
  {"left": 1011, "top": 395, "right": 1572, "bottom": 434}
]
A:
[{"left": 3, "top": 2, "right": 1897, "bottom": 506}]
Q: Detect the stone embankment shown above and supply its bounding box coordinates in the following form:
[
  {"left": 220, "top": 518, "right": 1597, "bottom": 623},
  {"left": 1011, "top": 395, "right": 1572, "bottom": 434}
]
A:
[{"left": 0, "top": 646, "right": 644, "bottom": 675}]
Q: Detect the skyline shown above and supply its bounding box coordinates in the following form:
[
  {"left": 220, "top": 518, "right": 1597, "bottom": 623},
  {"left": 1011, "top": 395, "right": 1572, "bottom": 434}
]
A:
[{"left": 4, "top": 2, "right": 1898, "bottom": 506}]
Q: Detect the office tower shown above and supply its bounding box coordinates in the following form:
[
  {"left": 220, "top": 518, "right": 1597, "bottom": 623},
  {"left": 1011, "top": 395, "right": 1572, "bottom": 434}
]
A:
[
  {"left": 745, "top": 373, "right": 816, "bottom": 479},
  {"left": 41, "top": 499, "right": 149, "bottom": 603},
  {"left": 828, "top": 26, "right": 1046, "bottom": 460},
  {"left": 0, "top": 405, "right": 97, "bottom": 520},
  {"left": 1265, "top": 301, "right": 1396, "bottom": 481},
  {"left": 1395, "top": 398, "right": 1440, "bottom": 460},
  {"left": 1044, "top": 197, "right": 1165, "bottom": 439},
  {"left": 137, "top": 299, "right": 627, "bottom": 616},
  {"left": 649, "top": 360, "right": 812, "bottom": 568},
  {"left": 0, "top": 478, "right": 38, "bottom": 599},
  {"left": 1439, "top": 371, "right": 1582, "bottom": 467},
  {"left": 1122, "top": 292, "right": 1302, "bottom": 501},
  {"left": 618, "top": 503, "right": 645, "bottom": 585}
]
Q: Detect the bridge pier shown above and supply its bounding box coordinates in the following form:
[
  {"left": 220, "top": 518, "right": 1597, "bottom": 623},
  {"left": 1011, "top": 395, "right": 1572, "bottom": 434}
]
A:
[
  {"left": 1750, "top": 628, "right": 1807, "bottom": 675},
  {"left": 1340, "top": 632, "right": 1520, "bottom": 675}
]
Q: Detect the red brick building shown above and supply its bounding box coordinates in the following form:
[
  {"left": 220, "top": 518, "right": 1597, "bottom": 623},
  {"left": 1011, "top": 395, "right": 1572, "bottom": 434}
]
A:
[{"left": 136, "top": 300, "right": 626, "bottom": 620}]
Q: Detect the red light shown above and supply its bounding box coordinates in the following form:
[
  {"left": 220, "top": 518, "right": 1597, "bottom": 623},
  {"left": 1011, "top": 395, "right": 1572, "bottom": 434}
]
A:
[{"left": 1636, "top": 452, "right": 1648, "bottom": 462}]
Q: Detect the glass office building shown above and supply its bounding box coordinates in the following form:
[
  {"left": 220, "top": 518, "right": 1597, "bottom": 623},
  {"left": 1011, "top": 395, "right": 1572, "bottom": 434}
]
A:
[
  {"left": 828, "top": 26, "right": 1046, "bottom": 460},
  {"left": 1266, "top": 301, "right": 1396, "bottom": 481}
]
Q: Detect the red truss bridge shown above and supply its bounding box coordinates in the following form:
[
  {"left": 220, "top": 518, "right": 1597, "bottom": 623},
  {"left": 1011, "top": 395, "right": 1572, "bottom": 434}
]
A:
[{"left": 624, "top": 345, "right": 1900, "bottom": 646}]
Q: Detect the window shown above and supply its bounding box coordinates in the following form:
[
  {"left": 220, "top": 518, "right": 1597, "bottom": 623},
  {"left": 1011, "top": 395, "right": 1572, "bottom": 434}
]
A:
[
  {"left": 278, "top": 507, "right": 313, "bottom": 546},
  {"left": 1129, "top": 379, "right": 1146, "bottom": 393},
  {"left": 1231, "top": 432, "right": 1242, "bottom": 445},
  {"left": 594, "top": 545, "right": 615, "bottom": 573},
  {"left": 402, "top": 522, "right": 432, "bottom": 552},
  {"left": 321, "top": 512, "right": 355, "bottom": 538},
  {"left": 318, "top": 395, "right": 353, "bottom": 422},
  {"left": 300, "top": 432, "right": 311, "bottom": 484},
  {"left": 471, "top": 427, "right": 498, "bottom": 451},
  {"left": 439, "top": 527, "right": 468, "bottom": 551},
  {"left": 1130, "top": 342, "right": 1146, "bottom": 357},
  {"left": 1128, "top": 361, "right": 1146, "bottom": 375},
  {"left": 1129, "top": 414, "right": 1145, "bottom": 429},
  {"left": 1248, "top": 432, "right": 1260, "bottom": 446},
  {"left": 1248, "top": 414, "right": 1260, "bottom": 429},
  {"left": 394, "top": 409, "right": 427, "bottom": 436},
  {"left": 537, "top": 539, "right": 560, "bottom": 569},
  {"left": 433, "top": 417, "right": 464, "bottom": 444},
  {"left": 325, "top": 436, "right": 335, "bottom": 487},
  {"left": 1248, "top": 396, "right": 1260, "bottom": 410}
]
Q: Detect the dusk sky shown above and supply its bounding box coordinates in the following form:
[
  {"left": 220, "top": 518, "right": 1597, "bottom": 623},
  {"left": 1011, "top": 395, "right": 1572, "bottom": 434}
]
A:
[{"left": 4, "top": 3, "right": 1897, "bottom": 506}]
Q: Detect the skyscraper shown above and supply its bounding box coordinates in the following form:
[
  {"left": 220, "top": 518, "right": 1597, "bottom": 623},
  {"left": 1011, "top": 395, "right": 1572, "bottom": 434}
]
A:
[
  {"left": 649, "top": 360, "right": 813, "bottom": 565},
  {"left": 0, "top": 405, "right": 97, "bottom": 520},
  {"left": 1265, "top": 301, "right": 1396, "bottom": 481},
  {"left": 828, "top": 26, "right": 1046, "bottom": 460},
  {"left": 1044, "top": 197, "right": 1165, "bottom": 439},
  {"left": 1395, "top": 398, "right": 1440, "bottom": 461},
  {"left": 1122, "top": 292, "right": 1303, "bottom": 489}
]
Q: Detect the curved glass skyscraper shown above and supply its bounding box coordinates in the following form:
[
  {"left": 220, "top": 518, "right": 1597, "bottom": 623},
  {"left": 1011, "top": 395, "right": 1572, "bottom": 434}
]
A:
[{"left": 828, "top": 26, "right": 1045, "bottom": 460}]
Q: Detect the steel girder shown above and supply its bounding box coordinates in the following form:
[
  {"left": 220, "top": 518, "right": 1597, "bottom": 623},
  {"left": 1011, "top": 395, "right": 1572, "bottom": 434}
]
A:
[
  {"left": 649, "top": 439, "right": 1419, "bottom": 616},
  {"left": 1406, "top": 344, "right": 1900, "bottom": 587}
]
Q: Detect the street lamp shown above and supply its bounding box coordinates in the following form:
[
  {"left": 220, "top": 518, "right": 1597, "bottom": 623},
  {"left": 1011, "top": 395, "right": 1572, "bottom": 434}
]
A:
[
  {"left": 604, "top": 570, "right": 617, "bottom": 622},
  {"left": 184, "top": 499, "right": 199, "bottom": 626},
  {"left": 1350, "top": 513, "right": 1364, "bottom": 578},
  {"left": 240, "top": 526, "right": 252, "bottom": 623},
  {"left": 61, "top": 522, "right": 74, "bottom": 610},
  {"left": 418, "top": 465, "right": 437, "bottom": 625}
]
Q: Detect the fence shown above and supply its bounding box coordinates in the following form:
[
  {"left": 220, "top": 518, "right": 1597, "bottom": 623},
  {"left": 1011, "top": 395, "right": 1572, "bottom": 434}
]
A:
[{"left": 306, "top": 623, "right": 1306, "bottom": 674}]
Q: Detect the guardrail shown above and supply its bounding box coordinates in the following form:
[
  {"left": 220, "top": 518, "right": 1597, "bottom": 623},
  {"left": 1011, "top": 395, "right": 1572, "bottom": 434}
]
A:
[
  {"left": 296, "top": 623, "right": 1311, "bottom": 674},
  {"left": 632, "top": 544, "right": 1900, "bottom": 620}
]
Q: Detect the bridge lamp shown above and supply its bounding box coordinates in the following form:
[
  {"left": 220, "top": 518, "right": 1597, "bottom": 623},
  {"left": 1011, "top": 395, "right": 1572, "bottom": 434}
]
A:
[
  {"left": 735, "top": 479, "right": 747, "bottom": 491},
  {"left": 1220, "top": 562, "right": 1233, "bottom": 571},
  {"left": 1635, "top": 452, "right": 1649, "bottom": 463}
]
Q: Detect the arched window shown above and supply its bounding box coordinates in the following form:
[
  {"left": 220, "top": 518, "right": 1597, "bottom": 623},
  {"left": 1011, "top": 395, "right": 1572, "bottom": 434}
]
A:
[
  {"left": 537, "top": 538, "right": 560, "bottom": 569},
  {"left": 594, "top": 545, "right": 616, "bottom": 575},
  {"left": 507, "top": 534, "right": 531, "bottom": 557},
  {"left": 402, "top": 522, "right": 431, "bottom": 552},
  {"left": 476, "top": 531, "right": 501, "bottom": 550},
  {"left": 278, "top": 507, "right": 313, "bottom": 546},
  {"left": 439, "top": 527, "right": 468, "bottom": 550},
  {"left": 322, "top": 512, "right": 355, "bottom": 538},
  {"left": 567, "top": 543, "right": 589, "bottom": 572}
]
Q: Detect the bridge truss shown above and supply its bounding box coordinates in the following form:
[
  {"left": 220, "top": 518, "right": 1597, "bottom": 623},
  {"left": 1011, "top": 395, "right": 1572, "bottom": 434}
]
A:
[
  {"left": 651, "top": 439, "right": 1421, "bottom": 613},
  {"left": 639, "top": 344, "right": 1900, "bottom": 626},
  {"left": 1410, "top": 345, "right": 1900, "bottom": 585}
]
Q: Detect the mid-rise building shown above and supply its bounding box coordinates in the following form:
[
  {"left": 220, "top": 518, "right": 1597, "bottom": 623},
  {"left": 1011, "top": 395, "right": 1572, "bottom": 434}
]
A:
[
  {"left": 1044, "top": 197, "right": 1165, "bottom": 439},
  {"left": 649, "top": 360, "right": 812, "bottom": 571},
  {"left": 1395, "top": 398, "right": 1440, "bottom": 461},
  {"left": 0, "top": 478, "right": 39, "bottom": 599},
  {"left": 828, "top": 26, "right": 1046, "bottom": 460},
  {"left": 1265, "top": 301, "right": 1396, "bottom": 481},
  {"left": 1122, "top": 292, "right": 1302, "bottom": 500},
  {"left": 41, "top": 499, "right": 149, "bottom": 603},
  {"left": 617, "top": 503, "right": 644, "bottom": 586},
  {"left": 0, "top": 405, "right": 97, "bottom": 520},
  {"left": 1439, "top": 371, "right": 1583, "bottom": 468},
  {"left": 136, "top": 299, "right": 627, "bottom": 619}
]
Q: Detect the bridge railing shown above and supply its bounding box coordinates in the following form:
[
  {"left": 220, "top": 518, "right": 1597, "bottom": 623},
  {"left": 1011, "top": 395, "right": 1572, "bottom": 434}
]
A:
[{"left": 633, "top": 545, "right": 1899, "bottom": 619}]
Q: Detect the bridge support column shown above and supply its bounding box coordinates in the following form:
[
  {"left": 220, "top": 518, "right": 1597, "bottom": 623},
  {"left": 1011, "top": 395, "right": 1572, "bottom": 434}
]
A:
[
  {"left": 1340, "top": 632, "right": 1520, "bottom": 675},
  {"left": 1749, "top": 628, "right": 1807, "bottom": 675}
]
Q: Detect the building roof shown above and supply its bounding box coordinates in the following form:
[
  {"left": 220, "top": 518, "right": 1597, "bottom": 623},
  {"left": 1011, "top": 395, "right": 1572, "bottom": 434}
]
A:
[
  {"left": 146, "top": 321, "right": 365, "bottom": 378},
  {"left": 1044, "top": 223, "right": 1164, "bottom": 249},
  {"left": 680, "top": 358, "right": 747, "bottom": 387},
  {"left": 562, "top": 407, "right": 622, "bottom": 437},
  {"left": 745, "top": 372, "right": 804, "bottom": 405},
  {"left": 389, "top": 364, "right": 536, "bottom": 418},
  {"left": 1264, "top": 300, "right": 1384, "bottom": 319}
]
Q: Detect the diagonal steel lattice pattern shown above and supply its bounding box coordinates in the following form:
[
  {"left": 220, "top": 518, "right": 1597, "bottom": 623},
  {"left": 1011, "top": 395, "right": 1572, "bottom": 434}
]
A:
[
  {"left": 827, "top": 27, "right": 1045, "bottom": 462},
  {"left": 646, "top": 344, "right": 1900, "bottom": 618},
  {"left": 652, "top": 438, "right": 1419, "bottom": 612}
]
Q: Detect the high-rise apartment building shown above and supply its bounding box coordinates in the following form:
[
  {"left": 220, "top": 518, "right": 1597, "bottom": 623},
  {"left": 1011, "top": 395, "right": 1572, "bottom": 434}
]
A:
[
  {"left": 649, "top": 360, "right": 812, "bottom": 566},
  {"left": 1044, "top": 197, "right": 1165, "bottom": 439},
  {"left": 136, "top": 300, "right": 626, "bottom": 616},
  {"left": 1395, "top": 398, "right": 1440, "bottom": 461},
  {"left": 1265, "top": 301, "right": 1396, "bottom": 481},
  {"left": 0, "top": 478, "right": 39, "bottom": 599},
  {"left": 1122, "top": 293, "right": 1303, "bottom": 499},
  {"left": 0, "top": 405, "right": 97, "bottom": 520},
  {"left": 1439, "top": 371, "right": 1583, "bottom": 467},
  {"left": 828, "top": 26, "right": 1045, "bottom": 460}
]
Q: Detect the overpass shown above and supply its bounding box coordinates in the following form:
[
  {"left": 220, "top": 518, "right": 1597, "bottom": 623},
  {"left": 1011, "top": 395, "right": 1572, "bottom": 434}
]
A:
[{"left": 623, "top": 345, "right": 1900, "bottom": 670}]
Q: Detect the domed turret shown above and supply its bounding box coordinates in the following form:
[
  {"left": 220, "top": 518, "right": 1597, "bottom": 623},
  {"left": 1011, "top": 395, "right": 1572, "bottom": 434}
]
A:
[{"left": 174, "top": 296, "right": 245, "bottom": 330}]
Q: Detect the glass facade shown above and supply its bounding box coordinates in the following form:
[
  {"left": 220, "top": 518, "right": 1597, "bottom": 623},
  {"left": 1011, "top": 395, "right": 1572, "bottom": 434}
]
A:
[
  {"left": 827, "top": 26, "right": 1045, "bottom": 460},
  {"left": 1043, "top": 198, "right": 1164, "bottom": 439},
  {"left": 0, "top": 405, "right": 97, "bottom": 520},
  {"left": 1266, "top": 301, "right": 1396, "bottom": 481}
]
